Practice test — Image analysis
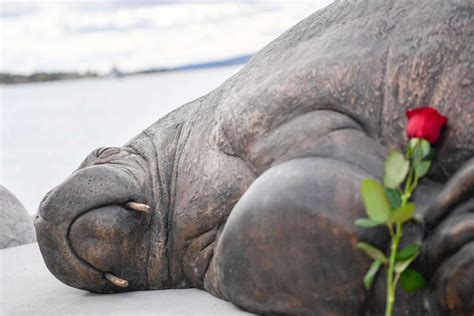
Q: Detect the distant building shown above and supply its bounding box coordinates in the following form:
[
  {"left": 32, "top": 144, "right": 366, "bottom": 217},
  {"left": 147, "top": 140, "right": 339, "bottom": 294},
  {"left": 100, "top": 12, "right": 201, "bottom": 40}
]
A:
[{"left": 109, "top": 66, "right": 123, "bottom": 78}]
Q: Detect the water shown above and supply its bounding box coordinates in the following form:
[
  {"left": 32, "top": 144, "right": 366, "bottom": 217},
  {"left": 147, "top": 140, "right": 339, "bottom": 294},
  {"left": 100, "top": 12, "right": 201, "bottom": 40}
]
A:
[{"left": 1, "top": 66, "right": 242, "bottom": 215}]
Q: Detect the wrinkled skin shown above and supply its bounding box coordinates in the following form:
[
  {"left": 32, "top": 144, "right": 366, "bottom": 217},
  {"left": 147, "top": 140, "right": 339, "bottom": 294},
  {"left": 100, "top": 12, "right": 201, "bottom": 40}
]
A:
[{"left": 35, "top": 0, "right": 473, "bottom": 315}]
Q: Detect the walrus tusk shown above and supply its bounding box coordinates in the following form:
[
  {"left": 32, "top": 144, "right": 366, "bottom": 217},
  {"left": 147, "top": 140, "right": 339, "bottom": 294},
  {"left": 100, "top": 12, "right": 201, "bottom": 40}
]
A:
[
  {"left": 105, "top": 273, "right": 129, "bottom": 288},
  {"left": 125, "top": 202, "right": 150, "bottom": 213}
]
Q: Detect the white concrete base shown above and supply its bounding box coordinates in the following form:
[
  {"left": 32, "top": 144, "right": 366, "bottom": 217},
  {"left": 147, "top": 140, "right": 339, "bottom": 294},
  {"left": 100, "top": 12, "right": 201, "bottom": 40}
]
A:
[{"left": 0, "top": 243, "right": 252, "bottom": 315}]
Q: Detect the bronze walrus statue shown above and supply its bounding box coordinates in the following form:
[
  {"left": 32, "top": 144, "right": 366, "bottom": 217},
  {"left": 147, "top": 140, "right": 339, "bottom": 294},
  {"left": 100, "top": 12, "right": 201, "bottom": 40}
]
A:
[{"left": 35, "top": 0, "right": 473, "bottom": 314}]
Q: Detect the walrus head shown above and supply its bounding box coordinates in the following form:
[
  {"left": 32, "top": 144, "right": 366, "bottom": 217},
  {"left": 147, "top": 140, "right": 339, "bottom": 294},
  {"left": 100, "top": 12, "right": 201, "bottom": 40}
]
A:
[{"left": 35, "top": 147, "right": 161, "bottom": 293}]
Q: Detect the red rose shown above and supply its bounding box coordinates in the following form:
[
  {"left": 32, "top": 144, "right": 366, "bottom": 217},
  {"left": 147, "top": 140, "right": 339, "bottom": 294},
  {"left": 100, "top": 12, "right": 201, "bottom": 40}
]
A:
[{"left": 406, "top": 107, "right": 448, "bottom": 144}]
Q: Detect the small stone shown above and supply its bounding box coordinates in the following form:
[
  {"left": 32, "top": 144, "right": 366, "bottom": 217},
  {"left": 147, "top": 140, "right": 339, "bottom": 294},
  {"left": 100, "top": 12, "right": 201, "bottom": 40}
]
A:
[{"left": 0, "top": 185, "right": 36, "bottom": 249}]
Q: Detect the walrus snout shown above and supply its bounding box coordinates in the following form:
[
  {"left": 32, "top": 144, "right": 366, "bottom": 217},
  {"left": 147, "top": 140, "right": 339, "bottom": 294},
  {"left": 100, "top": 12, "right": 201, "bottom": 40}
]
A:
[
  {"left": 69, "top": 204, "right": 150, "bottom": 290},
  {"left": 35, "top": 164, "right": 151, "bottom": 293}
]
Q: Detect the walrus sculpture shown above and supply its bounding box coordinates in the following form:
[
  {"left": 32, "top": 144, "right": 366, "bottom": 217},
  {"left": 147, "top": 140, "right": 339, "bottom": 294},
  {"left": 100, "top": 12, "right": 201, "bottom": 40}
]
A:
[{"left": 35, "top": 0, "right": 473, "bottom": 315}]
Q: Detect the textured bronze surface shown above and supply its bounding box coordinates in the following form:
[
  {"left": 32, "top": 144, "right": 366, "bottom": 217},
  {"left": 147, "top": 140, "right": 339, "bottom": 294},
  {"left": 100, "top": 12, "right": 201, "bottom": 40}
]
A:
[{"left": 35, "top": 0, "right": 473, "bottom": 315}]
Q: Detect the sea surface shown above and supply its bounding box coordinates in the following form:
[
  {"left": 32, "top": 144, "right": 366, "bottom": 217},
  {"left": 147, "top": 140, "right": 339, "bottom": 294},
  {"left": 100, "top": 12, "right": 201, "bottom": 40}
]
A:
[{"left": 1, "top": 66, "right": 242, "bottom": 215}]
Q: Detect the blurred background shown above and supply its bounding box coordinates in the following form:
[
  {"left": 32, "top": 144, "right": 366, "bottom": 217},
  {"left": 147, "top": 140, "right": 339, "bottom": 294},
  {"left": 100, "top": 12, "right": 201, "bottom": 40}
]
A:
[{"left": 0, "top": 0, "right": 333, "bottom": 215}]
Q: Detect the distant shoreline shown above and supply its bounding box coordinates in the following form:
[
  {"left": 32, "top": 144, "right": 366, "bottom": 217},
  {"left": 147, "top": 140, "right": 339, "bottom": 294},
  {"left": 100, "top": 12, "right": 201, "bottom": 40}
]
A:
[{"left": 0, "top": 54, "right": 252, "bottom": 85}]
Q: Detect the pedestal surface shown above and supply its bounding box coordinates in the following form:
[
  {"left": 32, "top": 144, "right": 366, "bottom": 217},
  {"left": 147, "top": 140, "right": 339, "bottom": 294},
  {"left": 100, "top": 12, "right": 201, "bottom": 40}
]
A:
[{"left": 0, "top": 243, "right": 252, "bottom": 315}]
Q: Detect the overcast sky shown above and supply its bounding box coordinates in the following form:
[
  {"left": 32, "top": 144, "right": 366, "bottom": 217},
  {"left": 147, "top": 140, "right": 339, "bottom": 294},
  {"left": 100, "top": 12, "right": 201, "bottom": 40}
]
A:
[{"left": 0, "top": 0, "right": 333, "bottom": 74}]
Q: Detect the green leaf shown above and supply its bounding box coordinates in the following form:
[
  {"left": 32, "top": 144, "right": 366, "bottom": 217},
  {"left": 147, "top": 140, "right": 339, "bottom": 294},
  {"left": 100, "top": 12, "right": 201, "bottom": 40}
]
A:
[
  {"left": 410, "top": 138, "right": 431, "bottom": 164},
  {"left": 408, "top": 139, "right": 420, "bottom": 160},
  {"left": 384, "top": 150, "right": 409, "bottom": 189},
  {"left": 395, "top": 252, "right": 419, "bottom": 273},
  {"left": 415, "top": 160, "right": 431, "bottom": 179},
  {"left": 401, "top": 269, "right": 426, "bottom": 292},
  {"left": 360, "top": 179, "right": 391, "bottom": 222},
  {"left": 357, "top": 242, "right": 388, "bottom": 263},
  {"left": 419, "top": 139, "right": 431, "bottom": 158},
  {"left": 396, "top": 243, "right": 420, "bottom": 261},
  {"left": 407, "top": 138, "right": 417, "bottom": 156},
  {"left": 390, "top": 203, "right": 416, "bottom": 223},
  {"left": 386, "top": 188, "right": 402, "bottom": 209},
  {"left": 354, "top": 218, "right": 384, "bottom": 228},
  {"left": 363, "top": 260, "right": 382, "bottom": 290}
]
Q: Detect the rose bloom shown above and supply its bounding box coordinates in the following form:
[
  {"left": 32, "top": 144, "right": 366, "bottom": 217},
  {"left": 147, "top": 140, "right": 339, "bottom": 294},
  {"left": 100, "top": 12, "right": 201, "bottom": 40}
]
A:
[{"left": 406, "top": 107, "right": 448, "bottom": 144}]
